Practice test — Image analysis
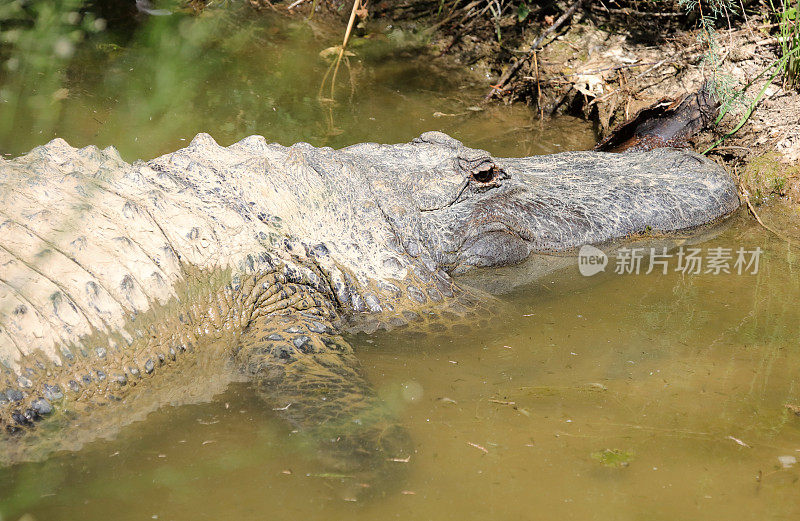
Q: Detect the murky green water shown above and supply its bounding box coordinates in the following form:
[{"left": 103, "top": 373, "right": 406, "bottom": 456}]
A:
[
  {"left": 0, "top": 3, "right": 591, "bottom": 160},
  {"left": 2, "top": 5, "right": 800, "bottom": 521}
]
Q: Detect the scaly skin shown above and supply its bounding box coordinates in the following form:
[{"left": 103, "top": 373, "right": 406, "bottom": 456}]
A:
[{"left": 0, "top": 131, "right": 739, "bottom": 477}]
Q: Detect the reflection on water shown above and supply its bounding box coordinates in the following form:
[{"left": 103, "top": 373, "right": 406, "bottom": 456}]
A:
[
  {"left": 0, "top": 3, "right": 594, "bottom": 159},
  {"left": 2, "top": 5, "right": 799, "bottom": 521}
]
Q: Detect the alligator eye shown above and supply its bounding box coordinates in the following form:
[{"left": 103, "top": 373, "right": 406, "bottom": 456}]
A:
[{"left": 471, "top": 164, "right": 499, "bottom": 184}]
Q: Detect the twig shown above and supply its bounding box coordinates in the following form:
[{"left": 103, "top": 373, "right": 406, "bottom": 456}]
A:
[
  {"left": 318, "top": 0, "right": 361, "bottom": 101},
  {"left": 588, "top": 56, "right": 672, "bottom": 106},
  {"left": 433, "top": 0, "right": 482, "bottom": 33},
  {"left": 586, "top": 36, "right": 713, "bottom": 107},
  {"left": 711, "top": 145, "right": 750, "bottom": 151},
  {"left": 331, "top": 0, "right": 361, "bottom": 97},
  {"left": 565, "top": 61, "right": 660, "bottom": 76},
  {"left": 726, "top": 435, "right": 751, "bottom": 448},
  {"left": 286, "top": 0, "right": 307, "bottom": 9},
  {"left": 591, "top": 6, "right": 684, "bottom": 17},
  {"left": 737, "top": 177, "right": 796, "bottom": 245},
  {"left": 467, "top": 441, "right": 489, "bottom": 453},
  {"left": 754, "top": 36, "right": 798, "bottom": 46},
  {"left": 546, "top": 84, "right": 574, "bottom": 116},
  {"left": 533, "top": 50, "right": 543, "bottom": 120},
  {"left": 485, "top": 0, "right": 589, "bottom": 100},
  {"left": 489, "top": 399, "right": 516, "bottom": 406},
  {"left": 438, "top": 0, "right": 490, "bottom": 55}
]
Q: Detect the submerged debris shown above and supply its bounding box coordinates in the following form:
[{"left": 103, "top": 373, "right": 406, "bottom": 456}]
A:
[
  {"left": 387, "top": 455, "right": 412, "bottom": 463},
  {"left": 591, "top": 448, "right": 634, "bottom": 468},
  {"left": 467, "top": 441, "right": 489, "bottom": 454},
  {"left": 777, "top": 455, "right": 797, "bottom": 469},
  {"left": 726, "top": 435, "right": 751, "bottom": 448}
]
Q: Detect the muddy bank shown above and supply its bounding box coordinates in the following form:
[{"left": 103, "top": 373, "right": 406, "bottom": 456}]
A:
[{"left": 452, "top": 2, "right": 798, "bottom": 208}]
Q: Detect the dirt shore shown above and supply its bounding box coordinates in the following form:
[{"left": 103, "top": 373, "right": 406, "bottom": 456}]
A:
[{"left": 457, "top": 4, "right": 798, "bottom": 208}]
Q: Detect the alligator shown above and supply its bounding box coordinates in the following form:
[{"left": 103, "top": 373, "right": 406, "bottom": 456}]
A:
[{"left": 0, "top": 131, "right": 739, "bottom": 479}]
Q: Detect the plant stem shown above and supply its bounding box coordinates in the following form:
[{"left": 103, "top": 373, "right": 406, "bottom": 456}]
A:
[
  {"left": 703, "top": 43, "right": 800, "bottom": 154},
  {"left": 329, "top": 0, "right": 361, "bottom": 100}
]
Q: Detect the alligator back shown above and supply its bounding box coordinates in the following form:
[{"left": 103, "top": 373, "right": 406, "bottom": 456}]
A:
[{"left": 0, "top": 136, "right": 273, "bottom": 374}]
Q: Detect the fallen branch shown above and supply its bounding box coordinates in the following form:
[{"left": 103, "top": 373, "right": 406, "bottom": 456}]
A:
[
  {"left": 485, "top": 0, "right": 589, "bottom": 101},
  {"left": 438, "top": 0, "right": 493, "bottom": 55}
]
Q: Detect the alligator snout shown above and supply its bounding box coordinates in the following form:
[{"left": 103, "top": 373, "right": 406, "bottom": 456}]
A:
[{"left": 439, "top": 148, "right": 740, "bottom": 275}]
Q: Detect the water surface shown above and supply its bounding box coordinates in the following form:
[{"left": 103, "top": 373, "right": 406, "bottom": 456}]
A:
[{"left": 0, "top": 5, "right": 592, "bottom": 159}]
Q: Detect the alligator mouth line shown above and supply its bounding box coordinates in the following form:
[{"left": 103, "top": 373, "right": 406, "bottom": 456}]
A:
[{"left": 458, "top": 220, "right": 531, "bottom": 251}]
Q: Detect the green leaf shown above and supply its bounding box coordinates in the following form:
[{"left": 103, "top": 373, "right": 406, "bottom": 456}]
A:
[{"left": 517, "top": 2, "right": 530, "bottom": 22}]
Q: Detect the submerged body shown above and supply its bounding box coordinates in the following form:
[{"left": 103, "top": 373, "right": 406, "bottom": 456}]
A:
[{"left": 0, "top": 132, "right": 739, "bottom": 470}]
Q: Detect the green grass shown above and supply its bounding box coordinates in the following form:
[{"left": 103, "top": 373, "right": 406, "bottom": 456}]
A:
[{"left": 770, "top": 0, "right": 800, "bottom": 89}]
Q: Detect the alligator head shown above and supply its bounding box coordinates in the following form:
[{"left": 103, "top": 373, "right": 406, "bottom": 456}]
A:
[{"left": 340, "top": 131, "right": 739, "bottom": 277}]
